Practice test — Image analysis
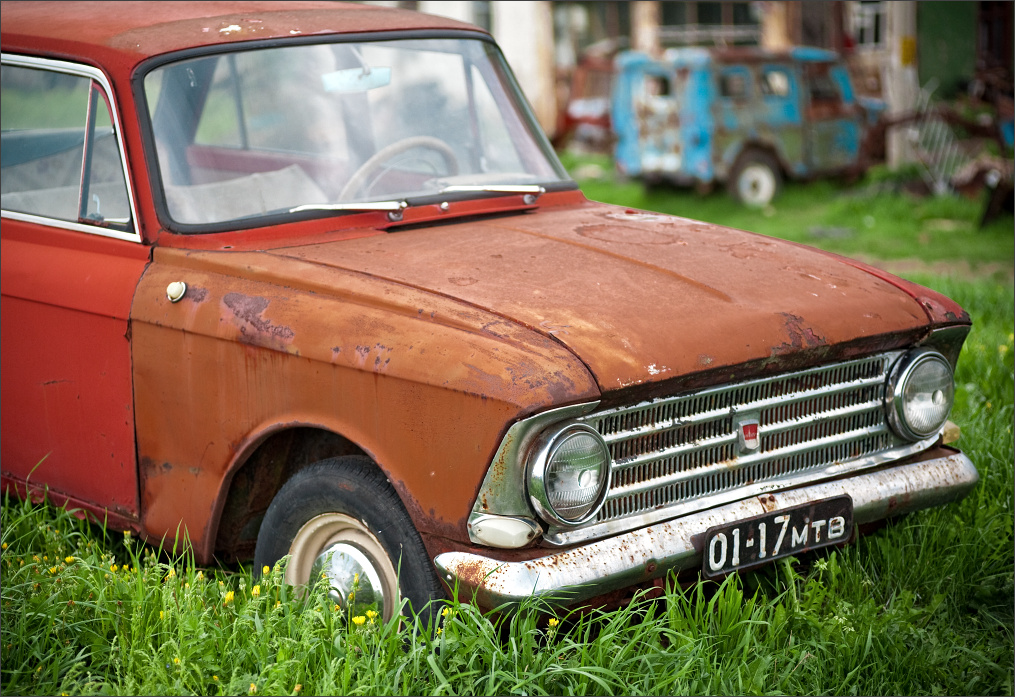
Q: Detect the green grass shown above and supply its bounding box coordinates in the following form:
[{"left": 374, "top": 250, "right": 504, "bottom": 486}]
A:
[{"left": 2, "top": 171, "right": 1013, "bottom": 695}]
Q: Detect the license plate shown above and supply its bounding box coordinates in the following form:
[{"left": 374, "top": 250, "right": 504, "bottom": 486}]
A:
[{"left": 702, "top": 495, "right": 853, "bottom": 578}]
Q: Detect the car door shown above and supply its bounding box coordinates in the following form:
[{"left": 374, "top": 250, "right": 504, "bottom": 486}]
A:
[
  {"left": 801, "top": 61, "right": 862, "bottom": 173},
  {"left": 757, "top": 63, "right": 806, "bottom": 177},
  {"left": 1, "top": 56, "right": 149, "bottom": 518}
]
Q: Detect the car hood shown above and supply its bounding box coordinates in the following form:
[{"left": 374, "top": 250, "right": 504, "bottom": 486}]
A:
[{"left": 276, "top": 202, "right": 930, "bottom": 392}]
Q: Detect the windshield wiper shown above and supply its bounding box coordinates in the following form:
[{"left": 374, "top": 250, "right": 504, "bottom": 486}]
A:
[
  {"left": 289, "top": 200, "right": 408, "bottom": 221},
  {"left": 438, "top": 184, "right": 545, "bottom": 197}
]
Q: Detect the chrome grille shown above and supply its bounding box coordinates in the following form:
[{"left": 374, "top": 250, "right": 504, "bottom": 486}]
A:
[{"left": 580, "top": 353, "right": 903, "bottom": 525}]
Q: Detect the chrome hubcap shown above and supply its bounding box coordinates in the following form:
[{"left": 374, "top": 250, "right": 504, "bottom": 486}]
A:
[
  {"left": 310, "top": 542, "right": 386, "bottom": 611},
  {"left": 285, "top": 512, "right": 398, "bottom": 619}
]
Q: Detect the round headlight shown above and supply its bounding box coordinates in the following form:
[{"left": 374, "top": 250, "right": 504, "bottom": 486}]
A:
[
  {"left": 887, "top": 350, "right": 954, "bottom": 441},
  {"left": 528, "top": 423, "right": 611, "bottom": 526}
]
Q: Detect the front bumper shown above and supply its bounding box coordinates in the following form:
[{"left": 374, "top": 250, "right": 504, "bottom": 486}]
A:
[{"left": 434, "top": 448, "right": 978, "bottom": 608}]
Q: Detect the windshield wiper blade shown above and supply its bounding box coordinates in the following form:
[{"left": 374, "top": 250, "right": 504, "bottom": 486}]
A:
[
  {"left": 289, "top": 200, "right": 407, "bottom": 214},
  {"left": 438, "top": 185, "right": 545, "bottom": 196}
]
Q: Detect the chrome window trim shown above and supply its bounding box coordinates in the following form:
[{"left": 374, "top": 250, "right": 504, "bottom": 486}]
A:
[{"left": 1, "top": 53, "right": 142, "bottom": 244}]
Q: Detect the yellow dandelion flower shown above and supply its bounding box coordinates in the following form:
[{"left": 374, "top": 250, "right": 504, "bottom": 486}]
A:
[
  {"left": 334, "top": 604, "right": 341, "bottom": 612},
  {"left": 223, "top": 590, "right": 235, "bottom": 604},
  {"left": 173, "top": 657, "right": 180, "bottom": 665},
  {"left": 213, "top": 676, "right": 219, "bottom": 681},
  {"left": 263, "top": 565, "right": 270, "bottom": 576},
  {"left": 64, "top": 556, "right": 74, "bottom": 564},
  {"left": 160, "top": 611, "right": 164, "bottom": 620},
  {"left": 2, "top": 543, "right": 7, "bottom": 550},
  {"left": 185, "top": 583, "right": 190, "bottom": 589},
  {"left": 548, "top": 617, "right": 559, "bottom": 628},
  {"left": 249, "top": 683, "right": 258, "bottom": 694},
  {"left": 352, "top": 615, "right": 366, "bottom": 626},
  {"left": 251, "top": 585, "right": 260, "bottom": 598},
  {"left": 295, "top": 684, "right": 302, "bottom": 694},
  {"left": 43, "top": 555, "right": 48, "bottom": 561},
  {"left": 441, "top": 607, "right": 450, "bottom": 618},
  {"left": 49, "top": 566, "right": 58, "bottom": 574},
  {"left": 366, "top": 610, "right": 378, "bottom": 619}
]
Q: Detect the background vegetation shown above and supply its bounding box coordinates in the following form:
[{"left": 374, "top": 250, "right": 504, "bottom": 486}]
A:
[{"left": 2, "top": 163, "right": 1012, "bottom": 695}]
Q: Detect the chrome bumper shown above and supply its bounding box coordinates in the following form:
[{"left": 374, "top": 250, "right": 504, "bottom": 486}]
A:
[{"left": 434, "top": 451, "right": 978, "bottom": 608}]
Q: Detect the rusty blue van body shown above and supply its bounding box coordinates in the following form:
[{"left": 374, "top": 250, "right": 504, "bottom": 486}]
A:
[{"left": 612, "top": 46, "right": 885, "bottom": 206}]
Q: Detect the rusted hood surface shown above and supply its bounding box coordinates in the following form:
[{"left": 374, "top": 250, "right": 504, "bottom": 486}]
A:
[{"left": 277, "top": 201, "right": 934, "bottom": 392}]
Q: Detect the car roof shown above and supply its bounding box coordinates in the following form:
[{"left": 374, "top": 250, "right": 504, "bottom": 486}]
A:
[{"left": 1, "top": 1, "right": 481, "bottom": 68}]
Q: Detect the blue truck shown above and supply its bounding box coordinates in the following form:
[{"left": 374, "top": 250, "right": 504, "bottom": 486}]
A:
[{"left": 611, "top": 46, "right": 885, "bottom": 206}]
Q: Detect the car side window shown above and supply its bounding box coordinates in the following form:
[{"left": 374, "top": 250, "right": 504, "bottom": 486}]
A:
[
  {"left": 805, "top": 66, "right": 842, "bottom": 106},
  {"left": 718, "top": 67, "right": 751, "bottom": 101},
  {"left": 761, "top": 68, "right": 792, "bottom": 98},
  {"left": 1, "top": 62, "right": 133, "bottom": 233}
]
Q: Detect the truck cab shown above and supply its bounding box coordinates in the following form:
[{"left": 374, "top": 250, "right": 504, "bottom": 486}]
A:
[{"left": 612, "top": 46, "right": 885, "bottom": 206}]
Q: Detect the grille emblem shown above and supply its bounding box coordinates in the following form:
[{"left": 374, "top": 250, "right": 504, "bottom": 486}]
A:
[{"left": 737, "top": 417, "right": 760, "bottom": 453}]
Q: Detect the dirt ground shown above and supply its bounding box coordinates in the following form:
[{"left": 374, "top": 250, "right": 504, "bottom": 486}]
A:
[{"left": 854, "top": 255, "right": 1015, "bottom": 283}]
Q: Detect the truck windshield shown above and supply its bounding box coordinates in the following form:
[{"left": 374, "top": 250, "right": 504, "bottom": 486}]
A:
[{"left": 143, "top": 37, "right": 568, "bottom": 227}]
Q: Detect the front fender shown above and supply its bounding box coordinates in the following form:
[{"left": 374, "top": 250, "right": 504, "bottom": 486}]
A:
[{"left": 130, "top": 246, "right": 599, "bottom": 562}]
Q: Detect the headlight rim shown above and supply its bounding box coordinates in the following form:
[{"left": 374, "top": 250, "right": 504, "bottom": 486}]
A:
[
  {"left": 887, "top": 348, "right": 954, "bottom": 441},
  {"left": 527, "top": 421, "right": 612, "bottom": 528}
]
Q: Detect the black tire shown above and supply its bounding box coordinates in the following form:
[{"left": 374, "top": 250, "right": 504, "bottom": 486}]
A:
[
  {"left": 254, "top": 455, "right": 445, "bottom": 621},
  {"left": 728, "top": 150, "right": 782, "bottom": 207}
]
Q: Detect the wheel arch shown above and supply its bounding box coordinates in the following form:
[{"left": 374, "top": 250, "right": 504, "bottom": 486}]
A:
[
  {"left": 208, "top": 424, "right": 372, "bottom": 563},
  {"left": 727, "top": 140, "right": 787, "bottom": 180}
]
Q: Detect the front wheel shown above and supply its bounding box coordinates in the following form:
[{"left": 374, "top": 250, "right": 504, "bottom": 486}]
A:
[
  {"left": 254, "top": 455, "right": 444, "bottom": 621},
  {"left": 729, "top": 150, "right": 782, "bottom": 207}
]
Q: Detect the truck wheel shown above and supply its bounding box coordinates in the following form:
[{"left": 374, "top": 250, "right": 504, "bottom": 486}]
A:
[
  {"left": 254, "top": 455, "right": 444, "bottom": 621},
  {"left": 729, "top": 151, "right": 782, "bottom": 207}
]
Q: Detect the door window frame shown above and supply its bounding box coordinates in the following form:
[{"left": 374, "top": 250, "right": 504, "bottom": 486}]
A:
[{"left": 1, "top": 53, "right": 141, "bottom": 243}]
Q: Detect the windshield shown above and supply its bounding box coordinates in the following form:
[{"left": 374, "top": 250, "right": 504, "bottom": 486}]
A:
[{"left": 143, "top": 37, "right": 569, "bottom": 228}]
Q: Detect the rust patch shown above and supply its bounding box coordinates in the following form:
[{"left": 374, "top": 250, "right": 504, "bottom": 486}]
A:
[
  {"left": 771, "top": 313, "right": 827, "bottom": 355},
  {"left": 186, "top": 285, "right": 209, "bottom": 303},
  {"left": 758, "top": 493, "right": 778, "bottom": 512},
  {"left": 222, "top": 293, "right": 294, "bottom": 342}
]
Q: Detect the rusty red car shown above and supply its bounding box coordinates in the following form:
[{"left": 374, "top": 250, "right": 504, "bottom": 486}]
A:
[{"left": 1, "top": 1, "right": 978, "bottom": 621}]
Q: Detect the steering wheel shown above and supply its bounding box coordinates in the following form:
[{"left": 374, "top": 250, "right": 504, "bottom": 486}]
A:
[{"left": 339, "top": 136, "right": 459, "bottom": 201}]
